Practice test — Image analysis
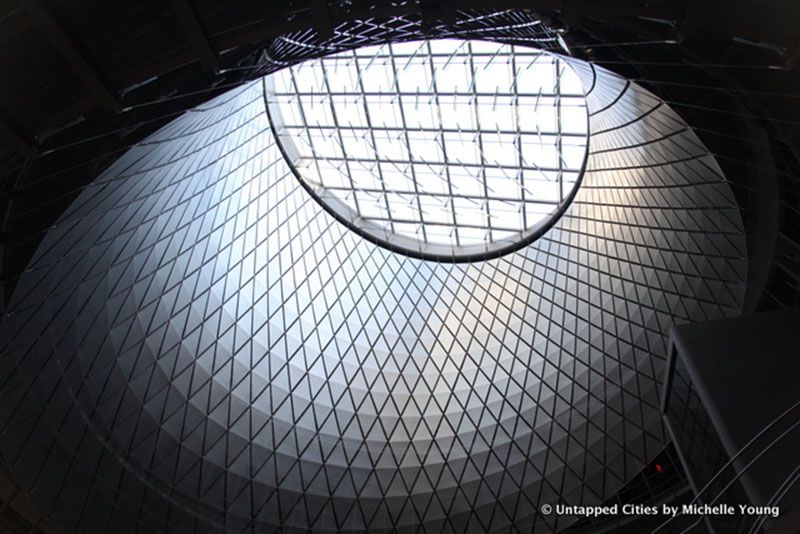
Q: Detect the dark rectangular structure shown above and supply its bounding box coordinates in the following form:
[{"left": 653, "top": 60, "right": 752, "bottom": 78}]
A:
[{"left": 661, "top": 308, "right": 800, "bottom": 528}]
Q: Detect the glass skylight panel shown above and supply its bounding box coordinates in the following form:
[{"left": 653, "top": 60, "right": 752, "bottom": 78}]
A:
[{"left": 265, "top": 39, "right": 589, "bottom": 261}]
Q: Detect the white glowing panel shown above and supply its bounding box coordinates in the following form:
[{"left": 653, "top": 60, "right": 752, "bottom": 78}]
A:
[{"left": 266, "top": 39, "right": 589, "bottom": 260}]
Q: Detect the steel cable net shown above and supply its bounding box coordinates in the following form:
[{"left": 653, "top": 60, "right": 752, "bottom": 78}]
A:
[
  {"left": 0, "top": 12, "right": 746, "bottom": 534},
  {"left": 265, "top": 39, "right": 589, "bottom": 261}
]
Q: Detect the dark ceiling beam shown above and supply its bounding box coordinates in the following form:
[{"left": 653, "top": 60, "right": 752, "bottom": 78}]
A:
[
  {"left": 784, "top": 37, "right": 800, "bottom": 70},
  {"left": 759, "top": 34, "right": 800, "bottom": 94},
  {"left": 19, "top": 0, "right": 118, "bottom": 111},
  {"left": 561, "top": 0, "right": 583, "bottom": 27},
  {"left": 568, "top": 2, "right": 678, "bottom": 20},
  {"left": 309, "top": 0, "right": 334, "bottom": 40},
  {"left": 674, "top": 0, "right": 712, "bottom": 43},
  {"left": 168, "top": 0, "right": 219, "bottom": 72},
  {"left": 215, "top": 0, "right": 680, "bottom": 51},
  {"left": 0, "top": 106, "right": 37, "bottom": 155}
]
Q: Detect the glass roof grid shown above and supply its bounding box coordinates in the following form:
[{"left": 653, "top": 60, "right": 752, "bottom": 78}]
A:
[
  {"left": 555, "top": 57, "right": 565, "bottom": 205},
  {"left": 466, "top": 41, "right": 494, "bottom": 243},
  {"left": 510, "top": 45, "right": 527, "bottom": 231},
  {"left": 426, "top": 40, "right": 461, "bottom": 247},
  {"left": 388, "top": 42, "right": 428, "bottom": 244},
  {"left": 351, "top": 48, "right": 395, "bottom": 234},
  {"left": 285, "top": 68, "right": 333, "bottom": 198},
  {"left": 318, "top": 59, "right": 366, "bottom": 220},
  {"left": 267, "top": 39, "right": 589, "bottom": 260}
]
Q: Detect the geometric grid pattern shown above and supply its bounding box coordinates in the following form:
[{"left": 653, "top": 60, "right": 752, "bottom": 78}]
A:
[
  {"left": 265, "top": 39, "right": 588, "bottom": 260},
  {"left": 564, "top": 443, "right": 689, "bottom": 533},
  {"left": 0, "top": 56, "right": 747, "bottom": 532}
]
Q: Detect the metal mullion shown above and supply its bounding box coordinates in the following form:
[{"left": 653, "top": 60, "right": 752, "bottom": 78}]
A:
[
  {"left": 467, "top": 41, "right": 492, "bottom": 243},
  {"left": 288, "top": 69, "right": 327, "bottom": 196},
  {"left": 361, "top": 51, "right": 546, "bottom": 59},
  {"left": 511, "top": 44, "right": 527, "bottom": 230},
  {"left": 319, "top": 58, "right": 363, "bottom": 219},
  {"left": 427, "top": 41, "right": 460, "bottom": 247},
  {"left": 319, "top": 185, "right": 559, "bottom": 204},
  {"left": 352, "top": 49, "right": 394, "bottom": 232},
  {"left": 556, "top": 57, "right": 564, "bottom": 205},
  {"left": 359, "top": 216, "right": 524, "bottom": 233},
  {"left": 291, "top": 154, "right": 564, "bottom": 173},
  {"left": 273, "top": 90, "right": 585, "bottom": 98},
  {"left": 388, "top": 42, "right": 428, "bottom": 244},
  {"left": 280, "top": 123, "right": 586, "bottom": 138}
]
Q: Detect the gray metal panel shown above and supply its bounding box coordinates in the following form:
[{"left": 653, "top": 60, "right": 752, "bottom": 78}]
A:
[{"left": 0, "top": 53, "right": 747, "bottom": 533}]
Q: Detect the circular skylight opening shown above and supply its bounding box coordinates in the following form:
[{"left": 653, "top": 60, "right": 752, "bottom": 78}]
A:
[{"left": 264, "top": 39, "right": 589, "bottom": 261}]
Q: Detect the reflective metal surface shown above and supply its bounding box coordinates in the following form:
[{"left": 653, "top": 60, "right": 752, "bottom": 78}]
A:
[{"left": 0, "top": 55, "right": 747, "bottom": 532}]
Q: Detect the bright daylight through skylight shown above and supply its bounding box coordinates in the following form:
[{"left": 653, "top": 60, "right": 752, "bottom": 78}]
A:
[{"left": 265, "top": 38, "right": 588, "bottom": 260}]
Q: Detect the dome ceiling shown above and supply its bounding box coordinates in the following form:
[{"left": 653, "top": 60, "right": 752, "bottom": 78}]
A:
[{"left": 0, "top": 45, "right": 747, "bottom": 533}]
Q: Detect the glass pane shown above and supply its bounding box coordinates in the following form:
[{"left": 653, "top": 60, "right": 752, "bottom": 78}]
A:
[{"left": 267, "top": 39, "right": 588, "bottom": 258}]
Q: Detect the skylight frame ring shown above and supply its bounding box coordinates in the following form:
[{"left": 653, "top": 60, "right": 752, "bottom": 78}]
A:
[{"left": 263, "top": 38, "right": 591, "bottom": 263}]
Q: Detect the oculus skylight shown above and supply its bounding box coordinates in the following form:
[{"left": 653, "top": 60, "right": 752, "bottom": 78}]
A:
[
  {"left": 0, "top": 29, "right": 750, "bottom": 533},
  {"left": 265, "top": 39, "right": 589, "bottom": 261}
]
